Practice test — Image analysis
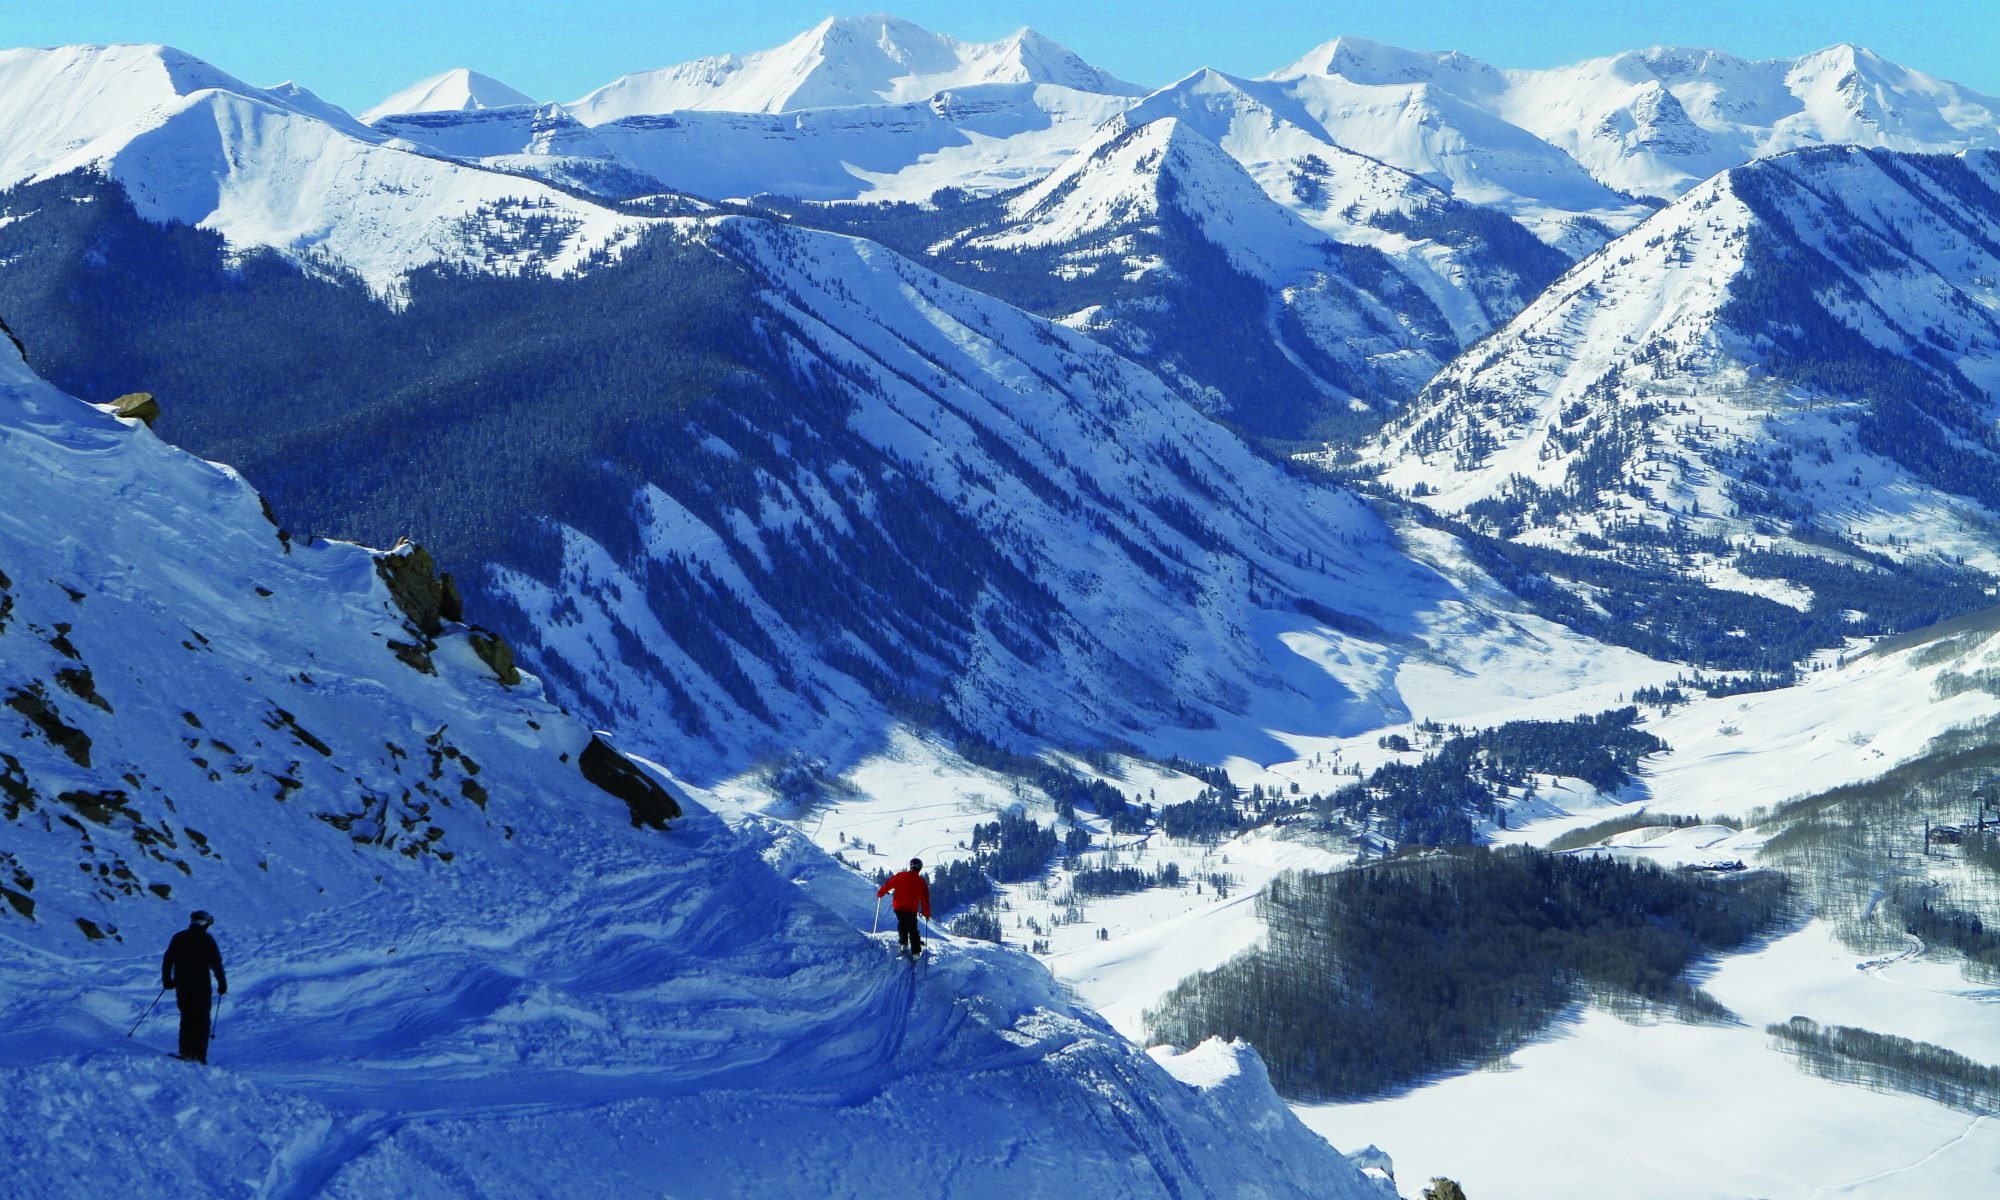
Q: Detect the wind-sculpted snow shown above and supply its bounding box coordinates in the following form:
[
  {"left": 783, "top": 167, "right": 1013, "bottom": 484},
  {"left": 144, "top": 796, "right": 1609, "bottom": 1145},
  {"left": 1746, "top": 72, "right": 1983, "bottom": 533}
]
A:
[{"left": 0, "top": 338, "right": 1391, "bottom": 1198}]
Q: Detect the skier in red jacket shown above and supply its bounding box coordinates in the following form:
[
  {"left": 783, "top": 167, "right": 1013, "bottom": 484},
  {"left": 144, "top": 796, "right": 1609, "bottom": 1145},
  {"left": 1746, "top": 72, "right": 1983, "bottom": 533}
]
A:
[{"left": 877, "top": 858, "right": 932, "bottom": 958}]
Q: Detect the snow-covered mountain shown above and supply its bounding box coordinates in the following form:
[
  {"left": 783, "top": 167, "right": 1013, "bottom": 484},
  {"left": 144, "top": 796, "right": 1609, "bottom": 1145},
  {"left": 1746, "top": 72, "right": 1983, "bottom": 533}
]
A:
[
  {"left": 919, "top": 113, "right": 1463, "bottom": 435},
  {"left": 567, "top": 13, "right": 1141, "bottom": 119},
  {"left": 359, "top": 66, "right": 535, "bottom": 121},
  {"left": 1104, "top": 68, "right": 1576, "bottom": 338},
  {"left": 0, "top": 44, "right": 648, "bottom": 289},
  {"left": 1263, "top": 38, "right": 1652, "bottom": 244},
  {"left": 14, "top": 17, "right": 2000, "bottom": 1200},
  {"left": 1364, "top": 146, "right": 2000, "bottom": 586},
  {"left": 1499, "top": 44, "right": 2000, "bottom": 200},
  {"left": 0, "top": 331, "right": 1398, "bottom": 1198},
  {"left": 490, "top": 208, "right": 1495, "bottom": 774},
  {"left": 1265, "top": 36, "right": 2000, "bottom": 216},
  {"left": 363, "top": 15, "right": 1141, "bottom": 204}
]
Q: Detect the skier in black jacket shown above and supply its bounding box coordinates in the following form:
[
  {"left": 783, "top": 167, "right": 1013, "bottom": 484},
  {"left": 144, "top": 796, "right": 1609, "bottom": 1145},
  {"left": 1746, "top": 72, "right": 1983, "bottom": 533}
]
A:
[{"left": 161, "top": 911, "right": 227, "bottom": 1063}]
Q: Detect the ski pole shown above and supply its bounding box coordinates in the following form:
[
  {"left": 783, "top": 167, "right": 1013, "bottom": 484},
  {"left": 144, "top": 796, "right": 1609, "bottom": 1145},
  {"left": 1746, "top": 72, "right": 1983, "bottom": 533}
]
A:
[
  {"left": 128, "top": 987, "right": 166, "bottom": 1037},
  {"left": 872, "top": 895, "right": 882, "bottom": 934},
  {"left": 212, "top": 991, "right": 223, "bottom": 1040}
]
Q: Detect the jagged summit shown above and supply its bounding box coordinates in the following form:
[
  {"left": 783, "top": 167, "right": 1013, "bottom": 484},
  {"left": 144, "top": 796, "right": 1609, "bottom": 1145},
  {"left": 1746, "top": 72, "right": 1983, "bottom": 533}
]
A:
[
  {"left": 359, "top": 67, "right": 537, "bottom": 122},
  {"left": 566, "top": 13, "right": 1141, "bottom": 122}
]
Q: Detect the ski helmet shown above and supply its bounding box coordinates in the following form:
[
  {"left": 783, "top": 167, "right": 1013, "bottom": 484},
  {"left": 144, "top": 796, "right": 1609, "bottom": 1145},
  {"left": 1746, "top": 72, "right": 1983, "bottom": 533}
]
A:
[
  {"left": 189, "top": 910, "right": 214, "bottom": 928},
  {"left": 910, "top": 858, "right": 923, "bottom": 871}
]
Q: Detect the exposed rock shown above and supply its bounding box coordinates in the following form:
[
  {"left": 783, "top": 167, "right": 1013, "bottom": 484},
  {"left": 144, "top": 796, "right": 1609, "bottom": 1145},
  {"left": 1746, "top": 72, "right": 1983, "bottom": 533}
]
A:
[
  {"left": 4, "top": 684, "right": 91, "bottom": 767},
  {"left": 110, "top": 392, "right": 160, "bottom": 426},
  {"left": 579, "top": 735, "right": 683, "bottom": 830},
  {"left": 440, "top": 572, "right": 464, "bottom": 624},
  {"left": 375, "top": 540, "right": 447, "bottom": 637},
  {"left": 1, "top": 754, "right": 35, "bottom": 820},
  {"left": 387, "top": 638, "right": 437, "bottom": 675},
  {"left": 263, "top": 706, "right": 332, "bottom": 757},
  {"left": 468, "top": 629, "right": 521, "bottom": 686},
  {"left": 54, "top": 666, "right": 112, "bottom": 712},
  {"left": 57, "top": 788, "right": 135, "bottom": 826}
]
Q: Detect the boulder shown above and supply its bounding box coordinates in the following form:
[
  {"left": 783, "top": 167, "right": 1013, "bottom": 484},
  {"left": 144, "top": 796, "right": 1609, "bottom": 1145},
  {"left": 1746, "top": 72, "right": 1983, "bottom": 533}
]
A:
[
  {"left": 468, "top": 629, "right": 521, "bottom": 686},
  {"left": 579, "top": 735, "right": 682, "bottom": 829},
  {"left": 110, "top": 392, "right": 160, "bottom": 426}
]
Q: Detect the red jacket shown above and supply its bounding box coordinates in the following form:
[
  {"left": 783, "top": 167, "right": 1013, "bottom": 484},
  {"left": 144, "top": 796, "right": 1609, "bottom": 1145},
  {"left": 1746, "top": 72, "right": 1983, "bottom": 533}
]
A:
[{"left": 877, "top": 870, "right": 931, "bottom": 918}]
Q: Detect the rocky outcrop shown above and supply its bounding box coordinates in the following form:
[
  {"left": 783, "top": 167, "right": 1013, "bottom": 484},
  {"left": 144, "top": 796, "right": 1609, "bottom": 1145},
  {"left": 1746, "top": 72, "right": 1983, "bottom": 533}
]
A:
[
  {"left": 109, "top": 392, "right": 160, "bottom": 426},
  {"left": 579, "top": 735, "right": 682, "bottom": 829},
  {"left": 3, "top": 684, "right": 91, "bottom": 767},
  {"left": 468, "top": 630, "right": 521, "bottom": 686},
  {"left": 375, "top": 540, "right": 448, "bottom": 637},
  {"left": 375, "top": 542, "right": 516, "bottom": 684}
]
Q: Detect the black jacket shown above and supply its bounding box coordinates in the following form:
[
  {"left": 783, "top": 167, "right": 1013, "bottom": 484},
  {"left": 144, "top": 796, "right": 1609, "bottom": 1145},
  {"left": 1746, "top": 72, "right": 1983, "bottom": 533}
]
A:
[{"left": 162, "top": 928, "right": 226, "bottom": 993}]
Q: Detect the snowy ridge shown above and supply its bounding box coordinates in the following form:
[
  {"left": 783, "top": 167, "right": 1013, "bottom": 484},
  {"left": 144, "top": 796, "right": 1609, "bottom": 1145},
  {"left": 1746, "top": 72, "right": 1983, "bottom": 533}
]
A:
[
  {"left": 0, "top": 44, "right": 650, "bottom": 289},
  {"left": 932, "top": 112, "right": 1464, "bottom": 421},
  {"left": 359, "top": 67, "right": 536, "bottom": 122},
  {"left": 1498, "top": 44, "right": 2000, "bottom": 199},
  {"left": 1259, "top": 47, "right": 1649, "bottom": 243},
  {"left": 1363, "top": 145, "right": 2000, "bottom": 574},
  {"left": 566, "top": 13, "right": 1140, "bottom": 121},
  {"left": 372, "top": 16, "right": 1140, "bottom": 205},
  {"left": 0, "top": 337, "right": 1392, "bottom": 1197},
  {"left": 1267, "top": 35, "right": 2000, "bottom": 215},
  {"left": 573, "top": 82, "right": 1135, "bottom": 202},
  {"left": 974, "top": 114, "right": 1352, "bottom": 279},
  {"left": 1116, "top": 67, "right": 1569, "bottom": 341},
  {"left": 368, "top": 102, "right": 671, "bottom": 199}
]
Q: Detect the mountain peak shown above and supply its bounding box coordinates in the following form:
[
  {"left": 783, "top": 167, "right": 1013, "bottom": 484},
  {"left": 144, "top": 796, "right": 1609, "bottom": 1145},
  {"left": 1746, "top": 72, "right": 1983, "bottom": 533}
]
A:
[
  {"left": 1269, "top": 35, "right": 1498, "bottom": 90},
  {"left": 566, "top": 15, "right": 1139, "bottom": 123},
  {"left": 0, "top": 42, "right": 252, "bottom": 104},
  {"left": 986, "top": 113, "right": 1338, "bottom": 282},
  {"left": 359, "top": 67, "right": 536, "bottom": 123}
]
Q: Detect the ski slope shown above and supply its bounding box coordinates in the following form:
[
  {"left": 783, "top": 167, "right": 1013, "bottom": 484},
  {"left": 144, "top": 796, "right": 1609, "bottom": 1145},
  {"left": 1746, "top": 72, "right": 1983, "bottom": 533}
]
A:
[{"left": 0, "top": 336, "right": 1394, "bottom": 1197}]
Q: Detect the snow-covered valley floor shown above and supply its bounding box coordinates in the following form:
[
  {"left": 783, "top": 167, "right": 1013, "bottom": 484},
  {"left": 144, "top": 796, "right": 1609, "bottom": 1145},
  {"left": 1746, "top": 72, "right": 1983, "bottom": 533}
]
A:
[{"left": 711, "top": 620, "right": 2000, "bottom": 1199}]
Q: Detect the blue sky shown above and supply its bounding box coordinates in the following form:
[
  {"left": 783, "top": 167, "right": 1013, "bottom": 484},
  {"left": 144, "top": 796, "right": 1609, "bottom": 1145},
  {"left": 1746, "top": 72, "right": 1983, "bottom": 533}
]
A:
[{"left": 9, "top": 0, "right": 1998, "bottom": 111}]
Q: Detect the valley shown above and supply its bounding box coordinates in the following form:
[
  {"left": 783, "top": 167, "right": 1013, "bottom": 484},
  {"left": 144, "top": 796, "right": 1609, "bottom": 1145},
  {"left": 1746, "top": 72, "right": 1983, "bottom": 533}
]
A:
[{"left": 3, "top": 11, "right": 2000, "bottom": 1198}]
